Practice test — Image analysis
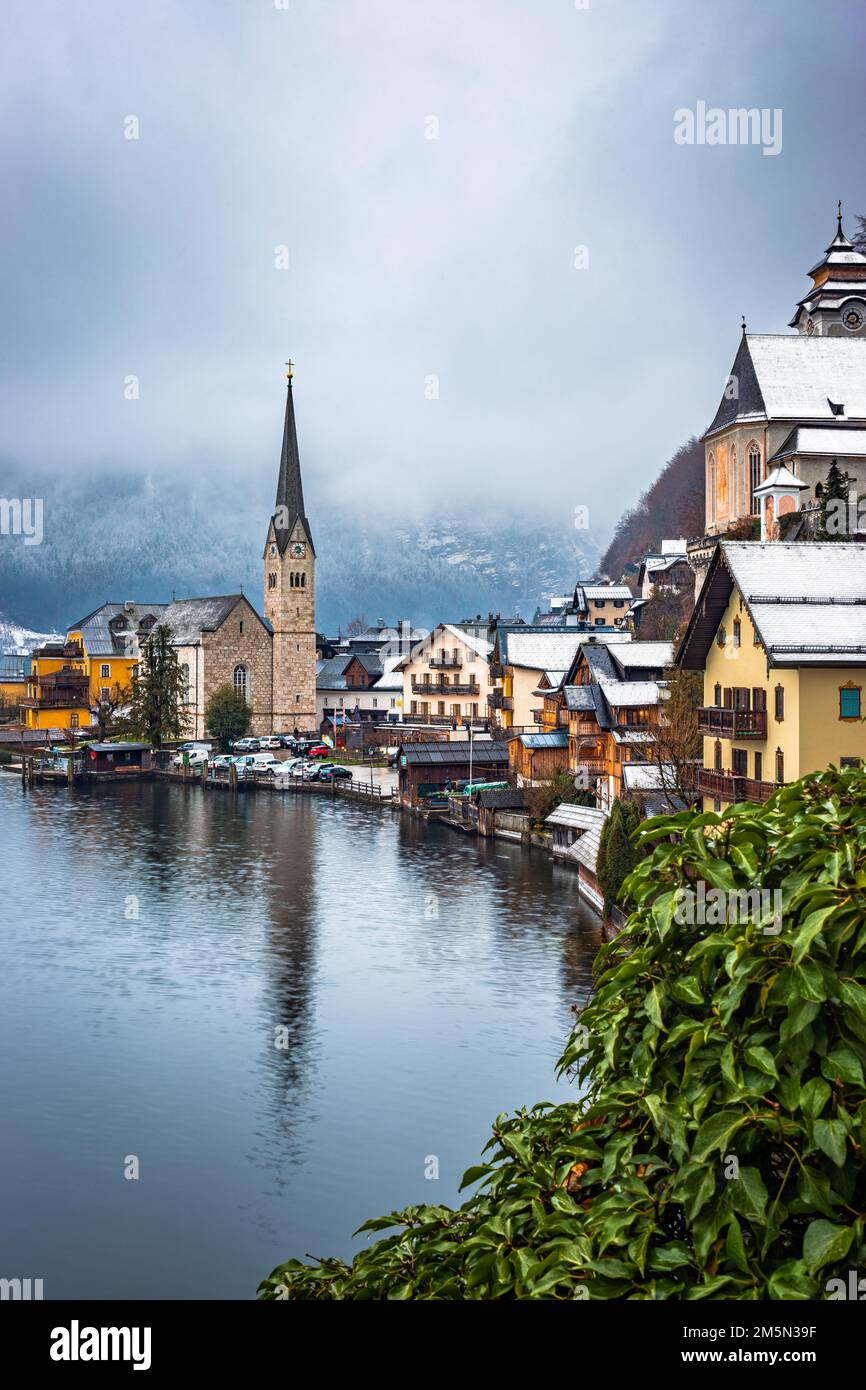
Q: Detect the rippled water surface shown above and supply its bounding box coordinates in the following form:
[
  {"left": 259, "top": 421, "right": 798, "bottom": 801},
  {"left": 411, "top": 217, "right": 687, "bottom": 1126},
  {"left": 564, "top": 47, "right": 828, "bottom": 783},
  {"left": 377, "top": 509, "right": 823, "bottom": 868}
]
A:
[{"left": 0, "top": 775, "right": 601, "bottom": 1298}]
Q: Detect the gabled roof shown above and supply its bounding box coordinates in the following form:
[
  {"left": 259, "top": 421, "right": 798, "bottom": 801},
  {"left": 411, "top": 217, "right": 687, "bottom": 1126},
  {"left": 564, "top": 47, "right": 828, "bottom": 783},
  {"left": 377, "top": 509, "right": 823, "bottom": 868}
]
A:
[
  {"left": 546, "top": 803, "right": 606, "bottom": 831},
  {"left": 503, "top": 631, "right": 584, "bottom": 671},
  {"left": 563, "top": 685, "right": 596, "bottom": 711},
  {"left": 706, "top": 335, "right": 866, "bottom": 438},
  {"left": 677, "top": 541, "right": 866, "bottom": 668},
  {"left": 579, "top": 584, "right": 633, "bottom": 601},
  {"left": 160, "top": 595, "right": 260, "bottom": 646},
  {"left": 67, "top": 602, "right": 169, "bottom": 657},
  {"left": 601, "top": 680, "right": 661, "bottom": 706},
  {"left": 400, "top": 740, "right": 509, "bottom": 765},
  {"left": 613, "top": 642, "right": 673, "bottom": 671},
  {"left": 394, "top": 623, "right": 492, "bottom": 669}
]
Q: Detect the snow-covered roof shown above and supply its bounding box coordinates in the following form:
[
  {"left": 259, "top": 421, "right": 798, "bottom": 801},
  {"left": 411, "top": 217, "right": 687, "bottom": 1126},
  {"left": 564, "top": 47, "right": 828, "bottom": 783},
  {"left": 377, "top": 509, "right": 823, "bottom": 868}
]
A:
[
  {"left": 614, "top": 642, "right": 673, "bottom": 669},
  {"left": 772, "top": 427, "right": 866, "bottom": 460},
  {"left": 504, "top": 631, "right": 583, "bottom": 671},
  {"left": 546, "top": 803, "right": 606, "bottom": 831},
  {"left": 600, "top": 680, "right": 661, "bottom": 706},
  {"left": 722, "top": 542, "right": 866, "bottom": 664},
  {"left": 622, "top": 763, "right": 676, "bottom": 791},
  {"left": 611, "top": 729, "right": 656, "bottom": 744},
  {"left": 580, "top": 584, "right": 633, "bottom": 601},
  {"left": 753, "top": 464, "right": 808, "bottom": 495},
  {"left": 746, "top": 335, "right": 866, "bottom": 420}
]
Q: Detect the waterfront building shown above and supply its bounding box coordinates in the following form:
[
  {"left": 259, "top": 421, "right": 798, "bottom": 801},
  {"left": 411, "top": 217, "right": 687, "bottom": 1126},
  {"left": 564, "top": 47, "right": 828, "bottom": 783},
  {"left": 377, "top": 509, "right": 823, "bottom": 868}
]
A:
[
  {"left": 507, "top": 729, "right": 570, "bottom": 784},
  {"left": 21, "top": 641, "right": 90, "bottom": 730},
  {"left": 545, "top": 803, "right": 608, "bottom": 912},
  {"left": 159, "top": 594, "right": 274, "bottom": 739},
  {"left": 396, "top": 738, "right": 509, "bottom": 808},
  {"left": 395, "top": 623, "right": 494, "bottom": 727},
  {"left": 677, "top": 541, "right": 866, "bottom": 810},
  {"left": 316, "top": 651, "right": 402, "bottom": 728}
]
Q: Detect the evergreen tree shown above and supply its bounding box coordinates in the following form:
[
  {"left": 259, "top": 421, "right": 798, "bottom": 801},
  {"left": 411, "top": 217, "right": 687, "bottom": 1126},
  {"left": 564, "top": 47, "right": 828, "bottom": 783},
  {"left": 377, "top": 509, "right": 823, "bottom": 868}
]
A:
[
  {"left": 205, "top": 683, "right": 252, "bottom": 752},
  {"left": 126, "top": 624, "right": 189, "bottom": 749},
  {"left": 597, "top": 799, "right": 640, "bottom": 915},
  {"left": 817, "top": 458, "right": 853, "bottom": 540}
]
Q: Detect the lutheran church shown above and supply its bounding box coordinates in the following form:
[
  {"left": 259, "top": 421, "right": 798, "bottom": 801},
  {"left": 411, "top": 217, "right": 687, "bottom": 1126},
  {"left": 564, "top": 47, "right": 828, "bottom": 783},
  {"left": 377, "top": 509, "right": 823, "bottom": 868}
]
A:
[
  {"left": 160, "top": 364, "right": 317, "bottom": 738},
  {"left": 699, "top": 206, "right": 866, "bottom": 545}
]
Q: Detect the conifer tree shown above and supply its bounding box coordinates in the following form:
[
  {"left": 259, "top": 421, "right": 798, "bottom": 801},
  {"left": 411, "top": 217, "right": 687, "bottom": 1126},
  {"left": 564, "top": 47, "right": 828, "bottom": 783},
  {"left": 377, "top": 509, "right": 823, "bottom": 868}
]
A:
[
  {"left": 126, "top": 624, "right": 189, "bottom": 748},
  {"left": 817, "top": 458, "right": 853, "bottom": 540}
]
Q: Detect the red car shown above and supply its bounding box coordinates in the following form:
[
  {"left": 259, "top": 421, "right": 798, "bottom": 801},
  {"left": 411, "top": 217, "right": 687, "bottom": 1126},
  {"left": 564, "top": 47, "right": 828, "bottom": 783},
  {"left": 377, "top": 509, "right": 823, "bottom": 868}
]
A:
[{"left": 307, "top": 744, "right": 330, "bottom": 759}]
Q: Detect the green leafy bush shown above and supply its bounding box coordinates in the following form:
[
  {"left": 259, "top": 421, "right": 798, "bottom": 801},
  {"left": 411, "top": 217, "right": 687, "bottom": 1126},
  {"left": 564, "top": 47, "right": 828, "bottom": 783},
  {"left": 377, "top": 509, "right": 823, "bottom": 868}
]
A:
[{"left": 259, "top": 766, "right": 866, "bottom": 1300}]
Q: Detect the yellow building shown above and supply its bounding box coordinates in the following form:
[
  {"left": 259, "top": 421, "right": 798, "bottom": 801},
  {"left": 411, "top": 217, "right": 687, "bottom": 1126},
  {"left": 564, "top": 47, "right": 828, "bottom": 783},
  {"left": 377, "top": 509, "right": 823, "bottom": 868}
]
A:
[
  {"left": 22, "top": 602, "right": 168, "bottom": 732},
  {"left": 677, "top": 541, "right": 866, "bottom": 809},
  {"left": 22, "top": 641, "right": 90, "bottom": 730}
]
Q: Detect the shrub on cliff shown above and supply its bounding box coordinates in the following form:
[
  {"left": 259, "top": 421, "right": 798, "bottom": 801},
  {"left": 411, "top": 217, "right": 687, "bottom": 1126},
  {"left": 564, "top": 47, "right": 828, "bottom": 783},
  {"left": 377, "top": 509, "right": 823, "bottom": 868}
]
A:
[{"left": 259, "top": 766, "right": 866, "bottom": 1300}]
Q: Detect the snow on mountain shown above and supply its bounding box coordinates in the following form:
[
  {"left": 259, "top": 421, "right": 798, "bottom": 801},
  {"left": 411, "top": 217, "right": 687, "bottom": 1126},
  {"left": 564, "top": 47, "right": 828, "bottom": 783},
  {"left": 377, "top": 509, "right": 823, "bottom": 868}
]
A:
[{"left": 0, "top": 464, "right": 601, "bottom": 635}]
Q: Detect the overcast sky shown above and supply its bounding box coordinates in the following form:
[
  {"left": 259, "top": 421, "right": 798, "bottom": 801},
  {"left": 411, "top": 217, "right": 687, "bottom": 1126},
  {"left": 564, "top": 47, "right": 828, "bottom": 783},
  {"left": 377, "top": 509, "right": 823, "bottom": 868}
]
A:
[{"left": 1, "top": 0, "right": 864, "bottom": 543}]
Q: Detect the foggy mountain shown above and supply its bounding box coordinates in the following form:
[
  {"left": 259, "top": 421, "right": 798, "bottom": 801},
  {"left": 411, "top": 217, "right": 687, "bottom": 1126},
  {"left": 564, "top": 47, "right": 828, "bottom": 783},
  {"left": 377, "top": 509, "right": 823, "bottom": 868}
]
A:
[{"left": 0, "top": 465, "right": 600, "bottom": 638}]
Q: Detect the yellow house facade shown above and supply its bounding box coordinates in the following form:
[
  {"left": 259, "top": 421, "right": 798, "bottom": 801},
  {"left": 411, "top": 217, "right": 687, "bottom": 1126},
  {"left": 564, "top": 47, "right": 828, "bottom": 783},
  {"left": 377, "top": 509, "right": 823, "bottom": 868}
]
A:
[{"left": 678, "top": 541, "right": 866, "bottom": 809}]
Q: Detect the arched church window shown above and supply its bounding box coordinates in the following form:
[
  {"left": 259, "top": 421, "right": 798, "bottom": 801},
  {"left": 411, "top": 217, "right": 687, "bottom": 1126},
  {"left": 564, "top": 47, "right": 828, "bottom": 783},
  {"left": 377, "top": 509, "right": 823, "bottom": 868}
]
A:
[
  {"left": 268, "top": 572, "right": 277, "bottom": 590},
  {"left": 181, "top": 663, "right": 191, "bottom": 702},
  {"left": 300, "top": 573, "right": 305, "bottom": 588},
  {"left": 748, "top": 443, "right": 762, "bottom": 515},
  {"left": 233, "top": 665, "right": 248, "bottom": 700},
  {"left": 708, "top": 454, "right": 716, "bottom": 523}
]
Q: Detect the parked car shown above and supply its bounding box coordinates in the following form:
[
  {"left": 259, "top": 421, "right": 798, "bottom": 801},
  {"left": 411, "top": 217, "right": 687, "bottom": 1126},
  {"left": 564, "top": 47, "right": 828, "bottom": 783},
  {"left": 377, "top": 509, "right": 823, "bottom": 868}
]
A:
[
  {"left": 259, "top": 736, "right": 282, "bottom": 750},
  {"left": 234, "top": 753, "right": 282, "bottom": 777},
  {"left": 278, "top": 734, "right": 299, "bottom": 749},
  {"left": 318, "top": 764, "right": 352, "bottom": 781},
  {"left": 301, "top": 763, "right": 324, "bottom": 780},
  {"left": 210, "top": 754, "right": 235, "bottom": 770},
  {"left": 172, "top": 748, "right": 208, "bottom": 767},
  {"left": 179, "top": 740, "right": 212, "bottom": 753},
  {"left": 232, "top": 737, "right": 261, "bottom": 753},
  {"left": 306, "top": 744, "right": 330, "bottom": 759}
]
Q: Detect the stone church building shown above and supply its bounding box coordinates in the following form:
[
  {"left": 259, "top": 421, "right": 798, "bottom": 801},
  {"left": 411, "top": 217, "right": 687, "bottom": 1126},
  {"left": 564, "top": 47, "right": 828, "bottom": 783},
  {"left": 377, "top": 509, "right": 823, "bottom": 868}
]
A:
[
  {"left": 688, "top": 207, "right": 866, "bottom": 586},
  {"left": 165, "top": 367, "right": 317, "bottom": 738}
]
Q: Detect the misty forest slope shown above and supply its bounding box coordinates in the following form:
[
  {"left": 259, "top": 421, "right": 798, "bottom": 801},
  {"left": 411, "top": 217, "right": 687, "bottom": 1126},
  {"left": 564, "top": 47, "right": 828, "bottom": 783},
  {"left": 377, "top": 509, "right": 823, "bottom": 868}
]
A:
[{"left": 0, "top": 466, "right": 600, "bottom": 635}]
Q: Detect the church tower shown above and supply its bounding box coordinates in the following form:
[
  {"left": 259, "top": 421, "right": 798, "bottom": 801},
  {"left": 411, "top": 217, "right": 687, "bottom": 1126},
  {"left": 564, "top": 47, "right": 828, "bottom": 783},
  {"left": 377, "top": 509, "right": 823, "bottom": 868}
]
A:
[
  {"left": 263, "top": 362, "right": 317, "bottom": 732},
  {"left": 789, "top": 203, "right": 866, "bottom": 337}
]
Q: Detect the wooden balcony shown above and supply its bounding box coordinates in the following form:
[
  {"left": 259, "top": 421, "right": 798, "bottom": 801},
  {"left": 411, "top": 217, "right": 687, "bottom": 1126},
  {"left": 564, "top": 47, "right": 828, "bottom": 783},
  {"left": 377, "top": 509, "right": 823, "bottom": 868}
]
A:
[
  {"left": 697, "top": 707, "right": 767, "bottom": 739},
  {"left": 488, "top": 690, "right": 513, "bottom": 711},
  {"left": 412, "top": 678, "right": 479, "bottom": 695},
  {"left": 429, "top": 655, "right": 462, "bottom": 669},
  {"left": 697, "top": 768, "right": 778, "bottom": 803}
]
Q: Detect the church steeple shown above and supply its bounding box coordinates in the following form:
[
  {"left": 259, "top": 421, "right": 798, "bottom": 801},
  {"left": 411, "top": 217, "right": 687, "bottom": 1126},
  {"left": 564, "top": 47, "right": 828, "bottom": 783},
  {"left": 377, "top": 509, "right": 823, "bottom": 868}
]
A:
[{"left": 272, "top": 362, "right": 315, "bottom": 555}]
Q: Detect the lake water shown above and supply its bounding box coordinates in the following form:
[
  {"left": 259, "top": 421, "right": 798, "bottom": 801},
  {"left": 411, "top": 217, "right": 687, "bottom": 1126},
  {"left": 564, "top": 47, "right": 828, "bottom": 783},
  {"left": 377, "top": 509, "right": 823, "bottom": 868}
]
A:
[{"left": 0, "top": 773, "right": 602, "bottom": 1299}]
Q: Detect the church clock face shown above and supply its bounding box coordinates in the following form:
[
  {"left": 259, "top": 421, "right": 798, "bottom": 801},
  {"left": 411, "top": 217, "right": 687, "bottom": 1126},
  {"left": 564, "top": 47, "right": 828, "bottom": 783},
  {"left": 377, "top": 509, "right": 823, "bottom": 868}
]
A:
[
  {"left": 806, "top": 318, "right": 815, "bottom": 335},
  {"left": 290, "top": 541, "right": 306, "bottom": 558},
  {"left": 844, "top": 307, "right": 864, "bottom": 332}
]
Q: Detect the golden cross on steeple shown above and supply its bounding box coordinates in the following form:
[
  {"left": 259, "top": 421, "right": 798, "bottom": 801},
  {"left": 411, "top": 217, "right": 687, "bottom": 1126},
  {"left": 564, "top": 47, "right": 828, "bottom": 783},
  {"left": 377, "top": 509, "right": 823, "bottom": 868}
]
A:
[
  {"left": 838, "top": 200, "right": 843, "bottom": 228},
  {"left": 285, "top": 359, "right": 294, "bottom": 382}
]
